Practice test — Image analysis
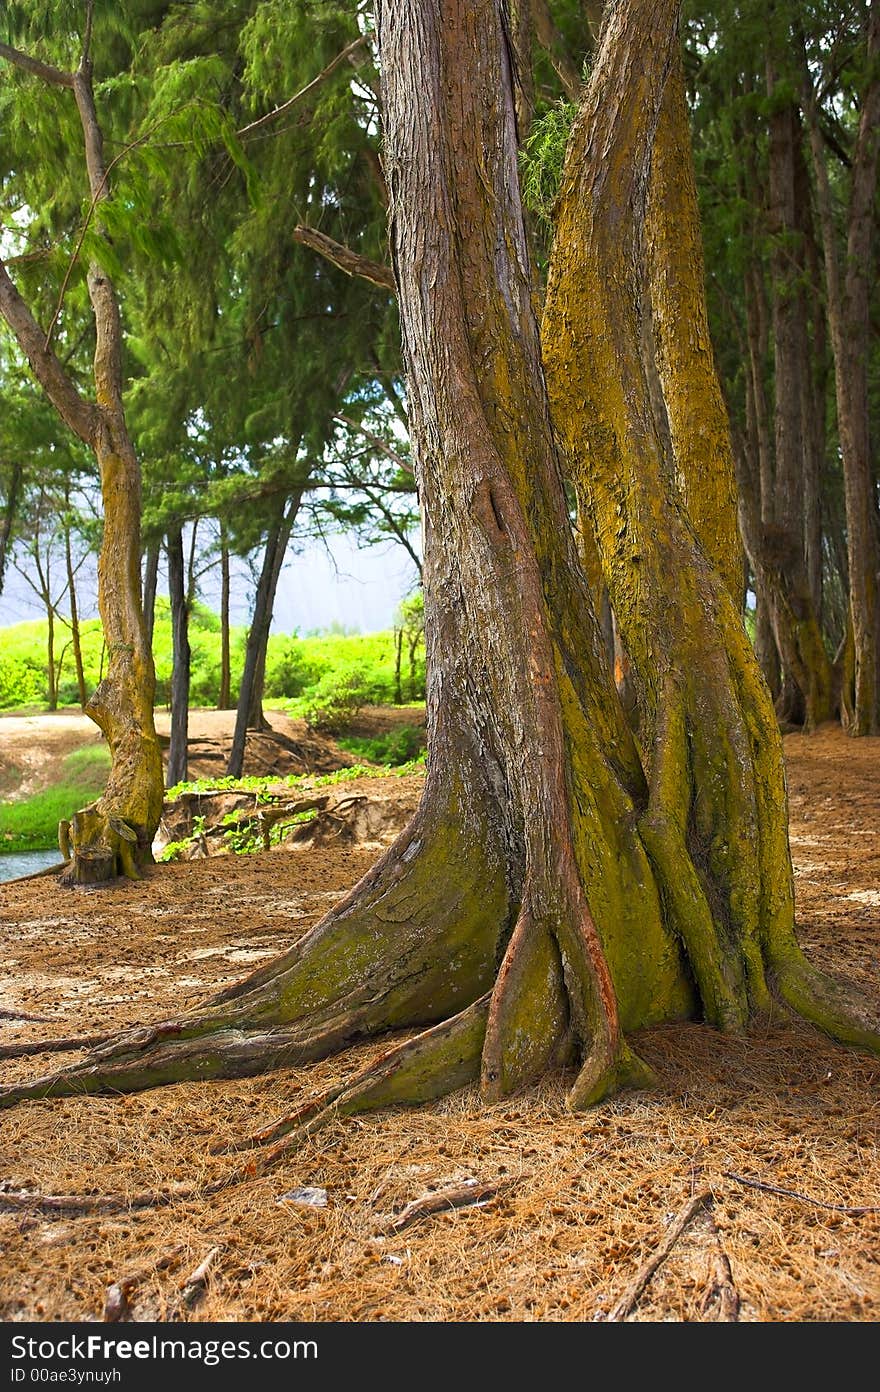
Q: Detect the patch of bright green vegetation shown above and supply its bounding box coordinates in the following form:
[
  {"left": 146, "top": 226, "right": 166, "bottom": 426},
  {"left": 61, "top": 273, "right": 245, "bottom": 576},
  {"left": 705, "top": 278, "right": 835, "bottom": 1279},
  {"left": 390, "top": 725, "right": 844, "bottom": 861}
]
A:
[
  {"left": 0, "top": 608, "right": 425, "bottom": 714},
  {"left": 337, "top": 724, "right": 426, "bottom": 766},
  {"left": 165, "top": 757, "right": 426, "bottom": 804},
  {"left": 0, "top": 744, "right": 111, "bottom": 854}
]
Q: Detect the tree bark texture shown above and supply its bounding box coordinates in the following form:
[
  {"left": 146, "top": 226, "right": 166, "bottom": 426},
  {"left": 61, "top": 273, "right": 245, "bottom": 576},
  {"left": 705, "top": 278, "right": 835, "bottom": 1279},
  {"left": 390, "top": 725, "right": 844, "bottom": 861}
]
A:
[{"left": 4, "top": 0, "right": 877, "bottom": 1124}]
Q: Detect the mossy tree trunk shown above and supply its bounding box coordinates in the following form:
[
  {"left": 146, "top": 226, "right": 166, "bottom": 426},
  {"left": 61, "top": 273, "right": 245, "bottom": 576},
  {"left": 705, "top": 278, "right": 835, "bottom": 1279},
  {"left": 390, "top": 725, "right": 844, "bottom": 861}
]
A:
[
  {"left": 0, "top": 41, "right": 163, "bottom": 884},
  {"left": 3, "top": 0, "right": 877, "bottom": 1126},
  {"left": 542, "top": 0, "right": 877, "bottom": 1044}
]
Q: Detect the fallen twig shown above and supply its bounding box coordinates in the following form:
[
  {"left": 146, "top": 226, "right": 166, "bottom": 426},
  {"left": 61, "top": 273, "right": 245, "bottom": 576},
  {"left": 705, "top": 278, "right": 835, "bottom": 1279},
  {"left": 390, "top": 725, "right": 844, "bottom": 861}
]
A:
[
  {"left": 0, "top": 1178, "right": 231, "bottom": 1215},
  {"left": 103, "top": 1245, "right": 186, "bottom": 1322},
  {"left": 722, "top": 1170, "right": 880, "bottom": 1215},
  {"left": 1, "top": 862, "right": 63, "bottom": 885},
  {"left": 164, "top": 1247, "right": 222, "bottom": 1319},
  {"left": 604, "top": 1190, "right": 711, "bottom": 1322},
  {"left": 700, "top": 1212, "right": 739, "bottom": 1321},
  {"left": 0, "top": 1008, "right": 55, "bottom": 1023},
  {"left": 383, "top": 1178, "right": 510, "bottom": 1233}
]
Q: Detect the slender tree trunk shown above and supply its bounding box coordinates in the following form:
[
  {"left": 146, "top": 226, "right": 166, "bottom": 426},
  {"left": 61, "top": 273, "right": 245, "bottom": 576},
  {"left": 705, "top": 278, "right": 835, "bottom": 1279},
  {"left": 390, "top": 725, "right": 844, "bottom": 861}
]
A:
[
  {"left": 394, "top": 626, "right": 404, "bottom": 704},
  {"left": 0, "top": 47, "right": 163, "bottom": 882},
  {"left": 742, "top": 264, "right": 781, "bottom": 697},
  {"left": 63, "top": 501, "right": 88, "bottom": 710},
  {"left": 795, "top": 145, "right": 826, "bottom": 622},
  {"left": 218, "top": 524, "right": 232, "bottom": 710},
  {"left": 0, "top": 460, "right": 22, "bottom": 597},
  {"left": 227, "top": 493, "right": 301, "bottom": 777},
  {"left": 166, "top": 526, "right": 190, "bottom": 788},
  {"left": 142, "top": 541, "right": 160, "bottom": 650},
  {"left": 802, "top": 12, "right": 880, "bottom": 733},
  {"left": 46, "top": 601, "right": 57, "bottom": 711}
]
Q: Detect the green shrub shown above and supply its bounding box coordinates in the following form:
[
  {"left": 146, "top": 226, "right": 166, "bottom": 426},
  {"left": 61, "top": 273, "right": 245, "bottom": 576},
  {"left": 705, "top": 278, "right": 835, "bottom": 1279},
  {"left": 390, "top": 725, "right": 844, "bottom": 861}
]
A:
[
  {"left": 0, "top": 655, "right": 46, "bottom": 710},
  {"left": 338, "top": 724, "right": 426, "bottom": 766},
  {"left": 264, "top": 636, "right": 323, "bottom": 699},
  {"left": 302, "top": 667, "right": 371, "bottom": 733}
]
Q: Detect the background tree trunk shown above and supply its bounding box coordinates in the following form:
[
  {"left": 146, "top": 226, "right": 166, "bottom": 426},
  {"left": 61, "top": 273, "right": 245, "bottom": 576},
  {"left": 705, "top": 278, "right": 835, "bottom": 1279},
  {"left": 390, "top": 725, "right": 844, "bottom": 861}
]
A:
[
  {"left": 166, "top": 525, "right": 190, "bottom": 788},
  {"left": 764, "top": 81, "right": 833, "bottom": 728},
  {"left": 142, "top": 541, "right": 159, "bottom": 650},
  {"left": 227, "top": 493, "right": 301, "bottom": 777},
  {"left": 63, "top": 491, "right": 88, "bottom": 710},
  {"left": 218, "top": 524, "right": 232, "bottom": 710},
  {"left": 803, "top": 11, "right": 880, "bottom": 734}
]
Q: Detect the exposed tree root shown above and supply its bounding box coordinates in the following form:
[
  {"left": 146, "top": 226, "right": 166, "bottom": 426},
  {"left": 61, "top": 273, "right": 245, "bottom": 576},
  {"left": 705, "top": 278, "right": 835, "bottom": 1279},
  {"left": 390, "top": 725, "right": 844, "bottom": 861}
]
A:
[{"left": 0, "top": 1030, "right": 118, "bottom": 1061}]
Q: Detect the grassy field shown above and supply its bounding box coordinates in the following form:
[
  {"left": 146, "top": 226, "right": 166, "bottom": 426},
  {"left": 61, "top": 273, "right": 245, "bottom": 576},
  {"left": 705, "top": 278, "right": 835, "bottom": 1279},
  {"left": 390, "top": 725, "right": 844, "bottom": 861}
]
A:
[{"left": 0, "top": 606, "right": 425, "bottom": 714}]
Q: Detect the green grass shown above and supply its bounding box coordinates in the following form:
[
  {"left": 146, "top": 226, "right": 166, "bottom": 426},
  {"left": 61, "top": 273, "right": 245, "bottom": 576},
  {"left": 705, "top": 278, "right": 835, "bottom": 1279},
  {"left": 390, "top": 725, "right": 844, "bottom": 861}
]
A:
[
  {"left": 0, "top": 745, "right": 111, "bottom": 854},
  {"left": 0, "top": 608, "right": 425, "bottom": 713}
]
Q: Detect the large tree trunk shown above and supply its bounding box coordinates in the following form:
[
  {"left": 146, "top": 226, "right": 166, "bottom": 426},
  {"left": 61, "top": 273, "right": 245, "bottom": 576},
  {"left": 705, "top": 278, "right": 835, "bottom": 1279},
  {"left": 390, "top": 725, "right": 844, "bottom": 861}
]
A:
[
  {"left": 226, "top": 493, "right": 301, "bottom": 778},
  {"left": 803, "top": 11, "right": 880, "bottom": 734},
  {"left": 4, "top": 0, "right": 876, "bottom": 1129},
  {"left": 542, "top": 0, "right": 873, "bottom": 1042},
  {"left": 166, "top": 526, "right": 190, "bottom": 788}
]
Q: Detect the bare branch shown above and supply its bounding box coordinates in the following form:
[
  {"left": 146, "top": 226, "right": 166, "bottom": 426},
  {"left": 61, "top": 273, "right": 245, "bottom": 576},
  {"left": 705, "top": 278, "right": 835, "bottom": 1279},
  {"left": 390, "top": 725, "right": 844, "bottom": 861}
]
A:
[
  {"left": 334, "top": 412, "right": 412, "bottom": 475},
  {"left": 0, "top": 40, "right": 74, "bottom": 87},
  {"left": 293, "top": 225, "right": 395, "bottom": 291},
  {"left": 237, "top": 36, "right": 368, "bottom": 138}
]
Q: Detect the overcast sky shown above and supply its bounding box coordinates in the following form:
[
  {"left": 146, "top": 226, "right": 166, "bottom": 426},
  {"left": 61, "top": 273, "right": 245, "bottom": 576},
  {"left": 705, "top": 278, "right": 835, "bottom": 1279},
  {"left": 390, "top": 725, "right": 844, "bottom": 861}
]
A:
[{"left": 0, "top": 528, "right": 420, "bottom": 636}]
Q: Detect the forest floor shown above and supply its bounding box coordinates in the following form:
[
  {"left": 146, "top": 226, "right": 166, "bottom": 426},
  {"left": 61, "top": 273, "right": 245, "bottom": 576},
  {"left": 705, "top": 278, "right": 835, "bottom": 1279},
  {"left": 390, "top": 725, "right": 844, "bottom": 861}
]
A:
[{"left": 0, "top": 722, "right": 877, "bottom": 1323}]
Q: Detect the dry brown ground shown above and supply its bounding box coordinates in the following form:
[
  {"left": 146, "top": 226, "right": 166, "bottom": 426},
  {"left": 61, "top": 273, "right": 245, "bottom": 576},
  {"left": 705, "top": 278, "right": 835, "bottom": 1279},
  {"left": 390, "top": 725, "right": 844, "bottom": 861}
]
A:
[{"left": 0, "top": 725, "right": 878, "bottom": 1323}]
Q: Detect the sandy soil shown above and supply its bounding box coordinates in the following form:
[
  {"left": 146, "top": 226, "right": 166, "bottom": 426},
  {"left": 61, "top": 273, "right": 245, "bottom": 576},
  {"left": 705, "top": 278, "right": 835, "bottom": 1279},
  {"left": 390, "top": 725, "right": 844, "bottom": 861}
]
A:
[{"left": 0, "top": 725, "right": 877, "bottom": 1323}]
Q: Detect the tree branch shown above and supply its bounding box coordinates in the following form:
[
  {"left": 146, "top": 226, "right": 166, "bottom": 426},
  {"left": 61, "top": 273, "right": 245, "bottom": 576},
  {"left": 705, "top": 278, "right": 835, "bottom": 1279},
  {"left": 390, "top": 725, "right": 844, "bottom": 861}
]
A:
[
  {"left": 0, "top": 259, "right": 97, "bottom": 445},
  {"left": 0, "top": 40, "right": 74, "bottom": 87},
  {"left": 333, "top": 412, "right": 412, "bottom": 474},
  {"left": 293, "top": 225, "right": 395, "bottom": 290},
  {"left": 237, "top": 36, "right": 367, "bottom": 138}
]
